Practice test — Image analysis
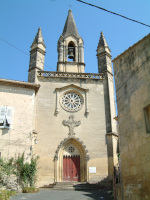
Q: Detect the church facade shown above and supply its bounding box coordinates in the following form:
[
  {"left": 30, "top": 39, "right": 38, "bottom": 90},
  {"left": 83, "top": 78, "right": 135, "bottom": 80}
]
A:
[{"left": 0, "top": 10, "right": 118, "bottom": 187}]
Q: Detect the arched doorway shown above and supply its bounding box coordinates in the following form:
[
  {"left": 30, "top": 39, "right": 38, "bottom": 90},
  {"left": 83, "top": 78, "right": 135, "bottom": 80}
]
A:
[
  {"left": 63, "top": 144, "right": 80, "bottom": 181},
  {"left": 54, "top": 137, "right": 89, "bottom": 182}
]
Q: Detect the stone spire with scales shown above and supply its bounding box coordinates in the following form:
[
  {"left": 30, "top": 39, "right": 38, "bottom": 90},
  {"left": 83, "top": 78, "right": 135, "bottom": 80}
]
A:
[
  {"left": 62, "top": 10, "right": 80, "bottom": 39},
  {"left": 97, "top": 31, "right": 110, "bottom": 51},
  {"left": 28, "top": 27, "right": 46, "bottom": 82},
  {"left": 31, "top": 27, "right": 46, "bottom": 49}
]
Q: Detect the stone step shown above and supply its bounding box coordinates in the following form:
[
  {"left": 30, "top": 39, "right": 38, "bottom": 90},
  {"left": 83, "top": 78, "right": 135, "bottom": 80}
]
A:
[{"left": 41, "top": 182, "right": 106, "bottom": 190}]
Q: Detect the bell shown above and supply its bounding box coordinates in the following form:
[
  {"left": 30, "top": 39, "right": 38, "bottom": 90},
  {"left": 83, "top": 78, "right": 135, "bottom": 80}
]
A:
[
  {"left": 68, "top": 47, "right": 74, "bottom": 59},
  {"left": 68, "top": 51, "right": 74, "bottom": 59}
]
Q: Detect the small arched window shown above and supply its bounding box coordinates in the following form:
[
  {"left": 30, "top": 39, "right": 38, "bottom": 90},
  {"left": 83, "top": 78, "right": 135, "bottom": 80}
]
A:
[{"left": 68, "top": 41, "right": 75, "bottom": 62}]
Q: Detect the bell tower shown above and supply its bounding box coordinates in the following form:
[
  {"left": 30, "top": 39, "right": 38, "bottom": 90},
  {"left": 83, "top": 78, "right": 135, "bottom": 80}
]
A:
[{"left": 57, "top": 10, "right": 85, "bottom": 73}]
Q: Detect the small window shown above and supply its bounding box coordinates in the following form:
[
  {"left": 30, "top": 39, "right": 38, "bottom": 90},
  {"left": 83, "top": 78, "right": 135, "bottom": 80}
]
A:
[
  {"left": 0, "top": 107, "right": 12, "bottom": 129},
  {"left": 144, "top": 105, "right": 150, "bottom": 133}
]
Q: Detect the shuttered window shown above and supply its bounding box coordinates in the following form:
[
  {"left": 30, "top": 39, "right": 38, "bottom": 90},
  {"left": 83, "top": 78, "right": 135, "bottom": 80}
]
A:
[{"left": 0, "top": 107, "right": 12, "bottom": 128}]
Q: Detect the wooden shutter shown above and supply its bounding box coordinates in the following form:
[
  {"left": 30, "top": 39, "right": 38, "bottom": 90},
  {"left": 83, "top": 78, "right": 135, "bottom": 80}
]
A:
[
  {"left": 6, "top": 107, "right": 12, "bottom": 125},
  {"left": 0, "top": 107, "right": 6, "bottom": 124}
]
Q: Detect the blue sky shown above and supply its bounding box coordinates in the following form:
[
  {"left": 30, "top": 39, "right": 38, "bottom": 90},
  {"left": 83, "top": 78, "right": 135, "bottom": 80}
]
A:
[{"left": 0, "top": 0, "right": 150, "bottom": 82}]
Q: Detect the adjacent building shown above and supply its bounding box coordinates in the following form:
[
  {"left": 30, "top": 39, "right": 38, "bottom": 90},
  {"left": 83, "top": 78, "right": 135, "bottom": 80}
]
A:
[
  {"left": 113, "top": 33, "right": 150, "bottom": 200},
  {"left": 0, "top": 79, "right": 39, "bottom": 161}
]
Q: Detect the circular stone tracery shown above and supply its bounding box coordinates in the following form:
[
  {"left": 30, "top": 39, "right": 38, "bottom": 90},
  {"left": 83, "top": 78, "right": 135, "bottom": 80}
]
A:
[
  {"left": 68, "top": 146, "right": 75, "bottom": 153},
  {"left": 61, "top": 92, "right": 82, "bottom": 112}
]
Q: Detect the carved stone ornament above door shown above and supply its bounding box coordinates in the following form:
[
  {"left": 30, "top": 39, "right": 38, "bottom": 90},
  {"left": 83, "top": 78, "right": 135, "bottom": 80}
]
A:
[{"left": 62, "top": 115, "right": 81, "bottom": 136}]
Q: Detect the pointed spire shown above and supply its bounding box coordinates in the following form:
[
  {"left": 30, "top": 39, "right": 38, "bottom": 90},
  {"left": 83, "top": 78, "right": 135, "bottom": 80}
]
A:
[
  {"left": 97, "top": 31, "right": 109, "bottom": 49},
  {"left": 29, "top": 27, "right": 46, "bottom": 76},
  {"left": 97, "top": 31, "right": 112, "bottom": 74},
  {"left": 62, "top": 10, "right": 80, "bottom": 38},
  {"left": 31, "top": 27, "right": 46, "bottom": 49}
]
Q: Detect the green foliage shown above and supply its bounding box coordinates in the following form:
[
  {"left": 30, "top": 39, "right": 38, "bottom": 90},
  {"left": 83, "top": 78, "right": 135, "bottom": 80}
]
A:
[
  {"left": 0, "top": 158, "right": 14, "bottom": 175},
  {"left": 22, "top": 187, "right": 39, "bottom": 193},
  {"left": 15, "top": 153, "right": 39, "bottom": 187},
  {"left": 0, "top": 190, "right": 17, "bottom": 200},
  {"left": 8, "top": 190, "right": 17, "bottom": 196},
  {"left": 0, "top": 153, "right": 39, "bottom": 188}
]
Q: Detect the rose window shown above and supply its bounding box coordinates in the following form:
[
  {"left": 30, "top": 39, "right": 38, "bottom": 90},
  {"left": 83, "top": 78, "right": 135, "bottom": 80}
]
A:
[{"left": 61, "top": 92, "right": 82, "bottom": 112}]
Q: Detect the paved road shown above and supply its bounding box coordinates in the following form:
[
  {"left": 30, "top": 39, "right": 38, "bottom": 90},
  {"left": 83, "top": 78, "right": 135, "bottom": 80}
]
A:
[{"left": 11, "top": 189, "right": 113, "bottom": 200}]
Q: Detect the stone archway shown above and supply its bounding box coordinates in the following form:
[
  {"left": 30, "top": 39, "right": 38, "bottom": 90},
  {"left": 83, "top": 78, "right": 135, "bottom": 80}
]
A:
[{"left": 54, "top": 137, "right": 89, "bottom": 182}]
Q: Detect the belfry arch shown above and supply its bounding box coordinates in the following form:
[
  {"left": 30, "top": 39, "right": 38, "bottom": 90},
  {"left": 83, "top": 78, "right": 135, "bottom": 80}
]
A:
[
  {"left": 68, "top": 41, "right": 75, "bottom": 61},
  {"left": 54, "top": 137, "right": 89, "bottom": 182}
]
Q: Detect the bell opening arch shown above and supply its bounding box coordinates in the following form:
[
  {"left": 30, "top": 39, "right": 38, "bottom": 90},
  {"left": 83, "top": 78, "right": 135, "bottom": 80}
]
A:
[
  {"left": 68, "top": 41, "right": 75, "bottom": 62},
  {"left": 54, "top": 137, "right": 90, "bottom": 183}
]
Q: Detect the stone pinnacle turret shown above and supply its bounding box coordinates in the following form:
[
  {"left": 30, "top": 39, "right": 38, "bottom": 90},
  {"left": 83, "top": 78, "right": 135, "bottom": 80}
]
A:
[
  {"left": 28, "top": 27, "right": 46, "bottom": 82},
  {"left": 97, "top": 31, "right": 112, "bottom": 73},
  {"left": 96, "top": 30, "right": 116, "bottom": 136}
]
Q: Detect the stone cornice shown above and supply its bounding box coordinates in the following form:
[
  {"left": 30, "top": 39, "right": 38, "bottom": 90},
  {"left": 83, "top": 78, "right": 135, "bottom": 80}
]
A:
[
  {"left": 28, "top": 66, "right": 42, "bottom": 72},
  {"left": 57, "top": 61, "right": 85, "bottom": 66},
  {"left": 0, "top": 78, "right": 40, "bottom": 91},
  {"left": 114, "top": 116, "right": 118, "bottom": 121},
  {"left": 30, "top": 47, "right": 46, "bottom": 55},
  {"left": 96, "top": 51, "right": 111, "bottom": 59},
  {"left": 106, "top": 132, "right": 118, "bottom": 137},
  {"left": 38, "top": 71, "right": 105, "bottom": 80},
  {"left": 100, "top": 70, "right": 113, "bottom": 76}
]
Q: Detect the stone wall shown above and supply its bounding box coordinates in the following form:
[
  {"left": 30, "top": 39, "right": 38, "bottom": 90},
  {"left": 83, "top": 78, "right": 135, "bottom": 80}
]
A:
[
  {"left": 34, "top": 76, "right": 115, "bottom": 187},
  {"left": 113, "top": 34, "right": 150, "bottom": 200},
  {"left": 1, "top": 174, "right": 22, "bottom": 192},
  {"left": 0, "top": 84, "right": 36, "bottom": 161}
]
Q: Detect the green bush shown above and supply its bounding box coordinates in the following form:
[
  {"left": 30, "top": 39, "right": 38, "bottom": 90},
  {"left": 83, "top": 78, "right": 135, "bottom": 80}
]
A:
[
  {"left": 22, "top": 187, "right": 39, "bottom": 193},
  {"left": 0, "top": 158, "right": 14, "bottom": 175},
  {"left": 9, "top": 191, "right": 17, "bottom": 196},
  {"left": 0, "top": 153, "right": 39, "bottom": 189},
  {"left": 0, "top": 190, "right": 17, "bottom": 200},
  {"left": 15, "top": 153, "right": 39, "bottom": 187}
]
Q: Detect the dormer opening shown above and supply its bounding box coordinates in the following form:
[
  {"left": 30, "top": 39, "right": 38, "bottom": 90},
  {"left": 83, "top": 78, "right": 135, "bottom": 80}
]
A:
[{"left": 68, "top": 41, "right": 75, "bottom": 62}]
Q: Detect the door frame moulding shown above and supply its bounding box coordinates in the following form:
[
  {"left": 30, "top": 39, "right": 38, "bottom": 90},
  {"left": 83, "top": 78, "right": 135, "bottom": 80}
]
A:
[{"left": 54, "top": 136, "right": 90, "bottom": 182}]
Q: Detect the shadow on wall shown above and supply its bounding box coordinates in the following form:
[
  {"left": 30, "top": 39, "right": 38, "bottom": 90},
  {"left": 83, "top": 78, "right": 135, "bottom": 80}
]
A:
[{"left": 2, "top": 129, "right": 9, "bottom": 135}]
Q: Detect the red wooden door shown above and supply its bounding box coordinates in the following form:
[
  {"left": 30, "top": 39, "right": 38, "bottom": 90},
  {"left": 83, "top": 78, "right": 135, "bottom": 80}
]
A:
[{"left": 63, "top": 156, "right": 80, "bottom": 181}]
